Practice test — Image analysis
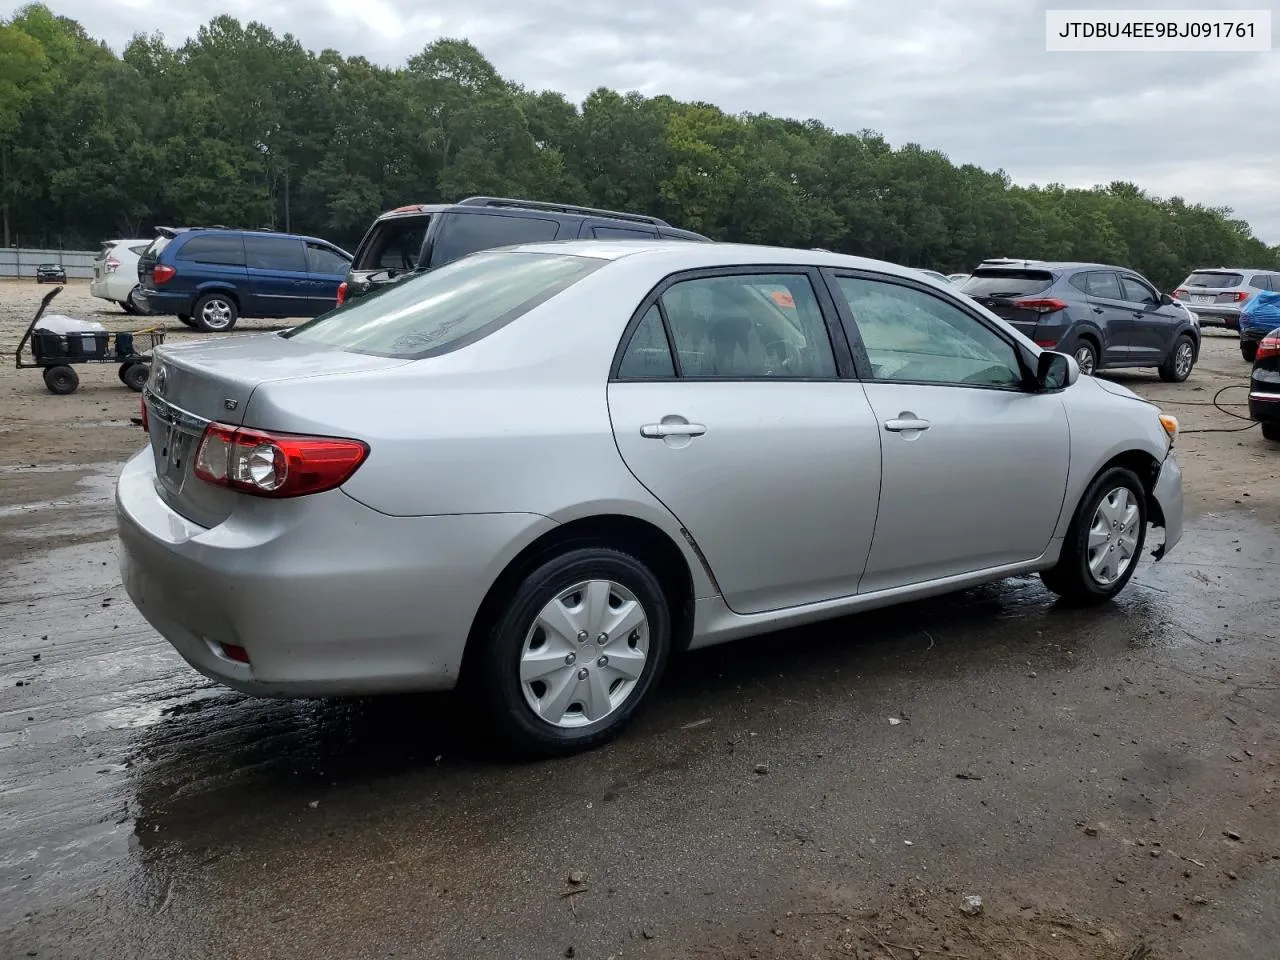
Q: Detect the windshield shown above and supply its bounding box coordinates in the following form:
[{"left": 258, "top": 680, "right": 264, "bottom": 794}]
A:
[
  {"left": 1182, "top": 271, "right": 1242, "bottom": 289},
  {"left": 283, "top": 251, "right": 605, "bottom": 359},
  {"left": 959, "top": 270, "right": 1054, "bottom": 297}
]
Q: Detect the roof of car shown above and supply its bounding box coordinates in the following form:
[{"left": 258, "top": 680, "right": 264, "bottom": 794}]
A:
[
  {"left": 1189, "top": 266, "right": 1275, "bottom": 273},
  {"left": 974, "top": 261, "right": 1142, "bottom": 273}
]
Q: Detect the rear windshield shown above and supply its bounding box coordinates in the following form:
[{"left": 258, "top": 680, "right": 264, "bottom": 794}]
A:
[
  {"left": 283, "top": 251, "right": 605, "bottom": 359},
  {"left": 958, "top": 270, "right": 1053, "bottom": 297},
  {"left": 1182, "top": 271, "right": 1242, "bottom": 289},
  {"left": 141, "top": 236, "right": 172, "bottom": 261}
]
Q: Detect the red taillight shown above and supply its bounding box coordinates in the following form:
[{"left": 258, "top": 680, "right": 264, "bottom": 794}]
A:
[
  {"left": 390, "top": 204, "right": 424, "bottom": 213},
  {"left": 140, "top": 395, "right": 149, "bottom": 432},
  {"left": 1229, "top": 291, "right": 1249, "bottom": 303},
  {"left": 220, "top": 643, "right": 251, "bottom": 664},
  {"left": 1014, "top": 298, "right": 1069, "bottom": 314},
  {"left": 153, "top": 263, "right": 176, "bottom": 284},
  {"left": 1172, "top": 289, "right": 1188, "bottom": 299},
  {"left": 106, "top": 256, "right": 120, "bottom": 274},
  {"left": 1034, "top": 339, "right": 1059, "bottom": 348},
  {"left": 193, "top": 423, "right": 369, "bottom": 498},
  {"left": 336, "top": 281, "right": 347, "bottom": 307},
  {"left": 1257, "top": 334, "right": 1280, "bottom": 361}
]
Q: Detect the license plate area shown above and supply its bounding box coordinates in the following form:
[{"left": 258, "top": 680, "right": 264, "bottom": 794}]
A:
[
  {"left": 1191, "top": 295, "right": 1214, "bottom": 304},
  {"left": 145, "top": 392, "right": 209, "bottom": 495}
]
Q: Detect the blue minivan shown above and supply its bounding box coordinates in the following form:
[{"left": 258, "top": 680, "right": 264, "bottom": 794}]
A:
[{"left": 135, "top": 228, "right": 353, "bottom": 331}]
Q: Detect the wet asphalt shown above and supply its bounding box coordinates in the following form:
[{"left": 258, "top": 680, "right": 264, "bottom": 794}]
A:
[{"left": 1, "top": 453, "right": 1279, "bottom": 960}]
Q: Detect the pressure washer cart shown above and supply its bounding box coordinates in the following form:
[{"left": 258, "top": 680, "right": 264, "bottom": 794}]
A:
[{"left": 14, "top": 286, "right": 164, "bottom": 395}]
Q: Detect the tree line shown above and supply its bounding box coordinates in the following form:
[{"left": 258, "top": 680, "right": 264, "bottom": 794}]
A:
[{"left": 2, "top": 4, "right": 1277, "bottom": 290}]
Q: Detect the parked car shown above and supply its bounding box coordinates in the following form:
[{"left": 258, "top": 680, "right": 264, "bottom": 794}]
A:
[
  {"left": 35, "top": 263, "right": 66, "bottom": 284},
  {"left": 134, "top": 228, "right": 353, "bottom": 332},
  {"left": 90, "top": 239, "right": 150, "bottom": 313},
  {"left": 1236, "top": 290, "right": 1280, "bottom": 362},
  {"left": 118, "top": 241, "right": 1184, "bottom": 756},
  {"left": 1172, "top": 268, "right": 1280, "bottom": 329},
  {"left": 1248, "top": 327, "right": 1280, "bottom": 442},
  {"left": 916, "top": 269, "right": 953, "bottom": 285},
  {"left": 958, "top": 262, "right": 1200, "bottom": 381},
  {"left": 340, "top": 196, "right": 708, "bottom": 305},
  {"left": 948, "top": 273, "right": 971, "bottom": 284}
]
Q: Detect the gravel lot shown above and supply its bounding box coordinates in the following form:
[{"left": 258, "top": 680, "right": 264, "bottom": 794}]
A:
[{"left": 2, "top": 278, "right": 1278, "bottom": 960}]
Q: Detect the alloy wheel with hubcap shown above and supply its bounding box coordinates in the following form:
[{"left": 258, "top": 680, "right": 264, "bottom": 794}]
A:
[
  {"left": 1085, "top": 487, "right": 1140, "bottom": 586},
  {"left": 194, "top": 294, "right": 238, "bottom": 332},
  {"left": 519, "top": 579, "right": 649, "bottom": 728},
  {"left": 1159, "top": 336, "right": 1195, "bottom": 382},
  {"left": 1074, "top": 343, "right": 1097, "bottom": 376},
  {"left": 1041, "top": 466, "right": 1147, "bottom": 605}
]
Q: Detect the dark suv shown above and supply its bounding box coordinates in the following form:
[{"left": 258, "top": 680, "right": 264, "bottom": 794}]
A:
[
  {"left": 135, "top": 228, "right": 352, "bottom": 331},
  {"left": 340, "top": 196, "right": 709, "bottom": 304},
  {"left": 958, "top": 261, "right": 1201, "bottom": 382}
]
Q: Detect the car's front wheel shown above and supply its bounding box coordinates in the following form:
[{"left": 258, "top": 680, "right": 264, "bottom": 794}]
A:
[
  {"left": 1159, "top": 335, "right": 1196, "bottom": 382},
  {"left": 1241, "top": 341, "right": 1258, "bottom": 363},
  {"left": 479, "top": 548, "right": 671, "bottom": 757},
  {"left": 1041, "top": 466, "right": 1147, "bottom": 605}
]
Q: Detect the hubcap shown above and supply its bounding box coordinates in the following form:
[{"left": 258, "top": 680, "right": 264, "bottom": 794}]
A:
[
  {"left": 1086, "top": 487, "right": 1140, "bottom": 586},
  {"left": 1074, "top": 345, "right": 1095, "bottom": 376},
  {"left": 519, "top": 580, "right": 650, "bottom": 728},
  {"left": 202, "top": 299, "right": 233, "bottom": 329},
  {"left": 1175, "top": 342, "right": 1193, "bottom": 377}
]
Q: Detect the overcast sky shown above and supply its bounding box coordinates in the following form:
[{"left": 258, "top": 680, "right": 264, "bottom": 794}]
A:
[{"left": 20, "top": 0, "right": 1280, "bottom": 244}]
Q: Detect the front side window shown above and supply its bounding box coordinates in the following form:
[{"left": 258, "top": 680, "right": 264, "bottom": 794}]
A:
[
  {"left": 1120, "top": 275, "right": 1158, "bottom": 305},
  {"left": 284, "top": 251, "right": 604, "bottom": 359},
  {"left": 244, "top": 236, "right": 307, "bottom": 272},
  {"left": 836, "top": 276, "right": 1022, "bottom": 388},
  {"left": 178, "top": 234, "right": 246, "bottom": 267},
  {"left": 306, "top": 243, "right": 351, "bottom": 276},
  {"left": 657, "top": 273, "right": 837, "bottom": 378},
  {"left": 430, "top": 213, "right": 561, "bottom": 267}
]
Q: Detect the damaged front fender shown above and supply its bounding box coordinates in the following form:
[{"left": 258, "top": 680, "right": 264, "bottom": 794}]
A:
[{"left": 1148, "top": 452, "right": 1184, "bottom": 561}]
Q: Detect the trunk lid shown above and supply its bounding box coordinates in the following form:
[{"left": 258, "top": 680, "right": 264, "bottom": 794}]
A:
[
  {"left": 144, "top": 333, "right": 408, "bottom": 528},
  {"left": 960, "top": 269, "right": 1057, "bottom": 326}
]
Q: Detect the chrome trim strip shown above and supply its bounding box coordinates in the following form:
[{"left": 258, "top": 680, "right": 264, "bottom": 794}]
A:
[
  {"left": 1249, "top": 390, "right": 1280, "bottom": 402},
  {"left": 143, "top": 388, "right": 212, "bottom": 433}
]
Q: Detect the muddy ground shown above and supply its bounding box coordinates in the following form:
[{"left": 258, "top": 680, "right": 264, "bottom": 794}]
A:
[{"left": 1, "top": 279, "right": 1277, "bottom": 960}]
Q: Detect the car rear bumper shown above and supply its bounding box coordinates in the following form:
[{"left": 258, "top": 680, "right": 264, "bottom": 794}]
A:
[
  {"left": 1151, "top": 452, "right": 1183, "bottom": 560},
  {"left": 1180, "top": 303, "right": 1241, "bottom": 328},
  {"left": 116, "top": 448, "right": 554, "bottom": 697},
  {"left": 1249, "top": 366, "right": 1280, "bottom": 422},
  {"left": 133, "top": 287, "right": 191, "bottom": 316}
]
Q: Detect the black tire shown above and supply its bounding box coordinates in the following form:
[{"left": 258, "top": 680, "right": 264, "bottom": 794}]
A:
[
  {"left": 121, "top": 362, "right": 150, "bottom": 392},
  {"left": 1159, "top": 334, "right": 1196, "bottom": 383},
  {"left": 1262, "top": 422, "right": 1280, "bottom": 443},
  {"left": 177, "top": 313, "right": 196, "bottom": 327},
  {"left": 1241, "top": 341, "right": 1258, "bottom": 363},
  {"left": 120, "top": 294, "right": 140, "bottom": 316},
  {"left": 43, "top": 365, "right": 79, "bottom": 395},
  {"left": 1041, "top": 466, "right": 1147, "bottom": 605},
  {"left": 478, "top": 547, "right": 672, "bottom": 757},
  {"left": 117, "top": 363, "right": 130, "bottom": 384},
  {"left": 192, "top": 293, "right": 239, "bottom": 332},
  {"left": 1072, "top": 339, "right": 1098, "bottom": 377}
]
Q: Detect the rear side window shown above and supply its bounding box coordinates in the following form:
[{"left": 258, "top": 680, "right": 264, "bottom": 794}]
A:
[
  {"left": 617, "top": 306, "right": 676, "bottom": 378},
  {"left": 592, "top": 225, "right": 659, "bottom": 240},
  {"left": 431, "top": 213, "right": 561, "bottom": 266},
  {"left": 284, "top": 252, "right": 604, "bottom": 359},
  {"left": 958, "top": 270, "right": 1053, "bottom": 297},
  {"left": 245, "top": 236, "right": 307, "bottom": 272},
  {"left": 1183, "top": 271, "right": 1243, "bottom": 289},
  {"left": 1085, "top": 271, "right": 1123, "bottom": 299},
  {"left": 1249, "top": 275, "right": 1273, "bottom": 291},
  {"left": 178, "top": 234, "right": 246, "bottom": 267},
  {"left": 128, "top": 244, "right": 149, "bottom": 255}
]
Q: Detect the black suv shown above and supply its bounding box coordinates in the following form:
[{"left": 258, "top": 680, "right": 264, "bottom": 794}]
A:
[
  {"left": 958, "top": 261, "right": 1201, "bottom": 382},
  {"left": 340, "top": 196, "right": 709, "bottom": 304}
]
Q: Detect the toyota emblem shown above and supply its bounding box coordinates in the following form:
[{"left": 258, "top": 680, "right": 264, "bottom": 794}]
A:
[{"left": 154, "top": 364, "right": 169, "bottom": 395}]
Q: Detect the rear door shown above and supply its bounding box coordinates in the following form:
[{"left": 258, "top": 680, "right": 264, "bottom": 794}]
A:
[
  {"left": 607, "top": 267, "right": 883, "bottom": 614},
  {"left": 303, "top": 242, "right": 352, "bottom": 315},
  {"left": 427, "top": 212, "right": 561, "bottom": 268},
  {"left": 1079, "top": 270, "right": 1131, "bottom": 363},
  {"left": 244, "top": 235, "right": 311, "bottom": 318},
  {"left": 827, "top": 270, "right": 1070, "bottom": 592},
  {"left": 579, "top": 221, "right": 661, "bottom": 240},
  {"left": 1119, "top": 273, "right": 1178, "bottom": 363}
]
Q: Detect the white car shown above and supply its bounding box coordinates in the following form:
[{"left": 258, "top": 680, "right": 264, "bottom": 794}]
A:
[{"left": 90, "top": 239, "right": 150, "bottom": 313}]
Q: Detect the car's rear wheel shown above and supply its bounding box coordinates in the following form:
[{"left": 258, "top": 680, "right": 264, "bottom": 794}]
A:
[
  {"left": 479, "top": 548, "right": 671, "bottom": 757},
  {"left": 1159, "top": 335, "right": 1195, "bottom": 382},
  {"left": 1073, "top": 340, "right": 1098, "bottom": 376},
  {"left": 193, "top": 293, "right": 238, "bottom": 332},
  {"left": 1241, "top": 341, "right": 1258, "bottom": 363},
  {"left": 1041, "top": 466, "right": 1147, "bottom": 605},
  {"left": 121, "top": 289, "right": 141, "bottom": 315},
  {"left": 1262, "top": 422, "right": 1280, "bottom": 443},
  {"left": 177, "top": 313, "right": 196, "bottom": 327}
]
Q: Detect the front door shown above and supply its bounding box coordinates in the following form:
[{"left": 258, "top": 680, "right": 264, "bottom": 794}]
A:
[
  {"left": 827, "top": 270, "right": 1071, "bottom": 592},
  {"left": 1120, "top": 274, "right": 1179, "bottom": 363},
  {"left": 607, "top": 269, "right": 883, "bottom": 615},
  {"left": 304, "top": 242, "right": 353, "bottom": 315},
  {"left": 243, "top": 235, "right": 311, "bottom": 318}
]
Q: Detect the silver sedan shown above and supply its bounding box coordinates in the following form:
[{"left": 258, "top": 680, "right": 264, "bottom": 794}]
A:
[{"left": 117, "top": 242, "right": 1184, "bottom": 755}]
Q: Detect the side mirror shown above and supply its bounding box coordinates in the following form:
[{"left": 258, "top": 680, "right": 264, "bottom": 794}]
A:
[
  {"left": 1160, "top": 292, "right": 1174, "bottom": 306},
  {"left": 1036, "top": 350, "right": 1079, "bottom": 391}
]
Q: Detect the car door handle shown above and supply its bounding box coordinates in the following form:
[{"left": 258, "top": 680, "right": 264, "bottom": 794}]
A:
[
  {"left": 883, "top": 418, "right": 931, "bottom": 433},
  {"left": 641, "top": 422, "right": 706, "bottom": 439},
  {"left": 1093, "top": 306, "right": 1105, "bottom": 314}
]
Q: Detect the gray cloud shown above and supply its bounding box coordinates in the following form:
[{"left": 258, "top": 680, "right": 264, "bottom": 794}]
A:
[{"left": 21, "top": 0, "right": 1280, "bottom": 243}]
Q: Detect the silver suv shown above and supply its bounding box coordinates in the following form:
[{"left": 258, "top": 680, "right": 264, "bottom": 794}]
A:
[{"left": 1172, "top": 268, "right": 1280, "bottom": 329}]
